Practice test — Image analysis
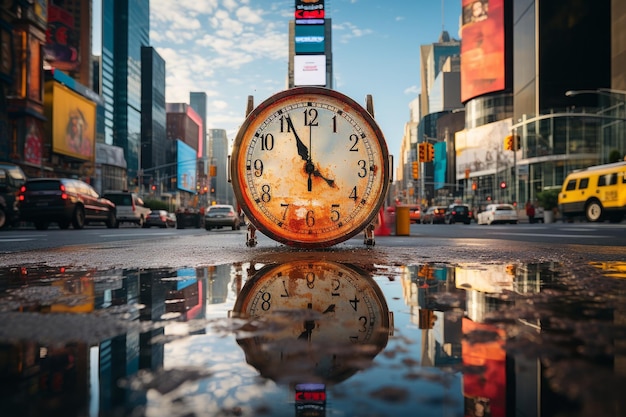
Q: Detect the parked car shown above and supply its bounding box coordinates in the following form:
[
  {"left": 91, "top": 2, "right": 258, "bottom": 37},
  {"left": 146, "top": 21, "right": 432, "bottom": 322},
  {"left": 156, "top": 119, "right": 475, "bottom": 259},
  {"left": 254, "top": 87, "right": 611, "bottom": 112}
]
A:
[
  {"left": 476, "top": 203, "right": 519, "bottom": 225},
  {"left": 407, "top": 205, "right": 422, "bottom": 224},
  {"left": 18, "top": 178, "right": 117, "bottom": 230},
  {"left": 0, "top": 162, "right": 27, "bottom": 229},
  {"left": 204, "top": 204, "right": 241, "bottom": 230},
  {"left": 421, "top": 206, "right": 447, "bottom": 224},
  {"left": 445, "top": 204, "right": 472, "bottom": 224},
  {"left": 144, "top": 210, "right": 176, "bottom": 228},
  {"left": 102, "top": 191, "right": 151, "bottom": 227}
]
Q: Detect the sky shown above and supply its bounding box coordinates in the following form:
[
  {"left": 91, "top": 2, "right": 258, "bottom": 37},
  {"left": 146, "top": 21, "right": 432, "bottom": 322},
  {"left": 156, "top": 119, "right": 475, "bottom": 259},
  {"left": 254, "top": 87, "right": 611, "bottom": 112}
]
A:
[{"left": 125, "top": 0, "right": 461, "bottom": 161}]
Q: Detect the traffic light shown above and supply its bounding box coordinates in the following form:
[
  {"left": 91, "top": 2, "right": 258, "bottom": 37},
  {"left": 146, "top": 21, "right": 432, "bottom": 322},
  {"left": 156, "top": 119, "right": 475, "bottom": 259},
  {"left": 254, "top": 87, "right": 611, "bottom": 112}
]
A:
[
  {"left": 418, "top": 143, "right": 426, "bottom": 162},
  {"left": 504, "top": 135, "right": 513, "bottom": 151},
  {"left": 426, "top": 143, "right": 434, "bottom": 162},
  {"left": 412, "top": 161, "right": 419, "bottom": 179},
  {"left": 418, "top": 309, "right": 436, "bottom": 329},
  {"left": 500, "top": 181, "right": 507, "bottom": 189}
]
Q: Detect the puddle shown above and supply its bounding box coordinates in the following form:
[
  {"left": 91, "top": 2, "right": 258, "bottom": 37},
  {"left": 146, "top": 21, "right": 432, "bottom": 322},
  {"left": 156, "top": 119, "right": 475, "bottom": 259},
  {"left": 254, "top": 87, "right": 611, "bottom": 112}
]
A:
[{"left": 0, "top": 260, "right": 624, "bottom": 416}]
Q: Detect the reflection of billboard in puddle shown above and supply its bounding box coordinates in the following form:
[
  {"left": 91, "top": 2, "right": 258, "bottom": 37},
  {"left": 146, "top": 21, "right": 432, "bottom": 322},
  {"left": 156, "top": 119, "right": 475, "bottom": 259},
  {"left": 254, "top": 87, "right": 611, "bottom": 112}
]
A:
[
  {"left": 165, "top": 268, "right": 202, "bottom": 319},
  {"left": 455, "top": 264, "right": 515, "bottom": 293}
]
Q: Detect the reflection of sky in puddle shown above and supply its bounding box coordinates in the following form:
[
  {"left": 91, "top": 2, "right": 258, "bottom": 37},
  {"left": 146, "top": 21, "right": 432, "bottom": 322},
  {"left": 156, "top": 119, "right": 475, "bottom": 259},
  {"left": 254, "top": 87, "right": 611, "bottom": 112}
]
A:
[{"left": 0, "top": 260, "right": 624, "bottom": 416}]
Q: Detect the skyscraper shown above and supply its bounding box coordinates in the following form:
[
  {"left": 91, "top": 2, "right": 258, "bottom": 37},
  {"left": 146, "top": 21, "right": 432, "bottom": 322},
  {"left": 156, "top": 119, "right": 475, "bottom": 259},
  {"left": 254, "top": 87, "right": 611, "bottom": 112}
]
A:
[
  {"left": 102, "top": 0, "right": 150, "bottom": 186},
  {"left": 141, "top": 46, "right": 167, "bottom": 190}
]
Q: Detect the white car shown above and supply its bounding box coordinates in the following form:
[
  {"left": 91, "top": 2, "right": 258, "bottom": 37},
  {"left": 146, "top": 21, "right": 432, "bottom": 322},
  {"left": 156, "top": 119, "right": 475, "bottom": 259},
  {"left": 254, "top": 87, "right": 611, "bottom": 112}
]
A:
[{"left": 477, "top": 203, "right": 519, "bottom": 225}]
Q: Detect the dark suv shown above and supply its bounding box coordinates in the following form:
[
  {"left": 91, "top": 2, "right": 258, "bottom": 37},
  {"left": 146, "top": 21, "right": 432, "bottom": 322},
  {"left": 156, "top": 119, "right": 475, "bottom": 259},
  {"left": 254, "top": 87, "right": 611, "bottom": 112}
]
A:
[
  {"left": 18, "top": 178, "right": 117, "bottom": 230},
  {"left": 445, "top": 204, "right": 472, "bottom": 224}
]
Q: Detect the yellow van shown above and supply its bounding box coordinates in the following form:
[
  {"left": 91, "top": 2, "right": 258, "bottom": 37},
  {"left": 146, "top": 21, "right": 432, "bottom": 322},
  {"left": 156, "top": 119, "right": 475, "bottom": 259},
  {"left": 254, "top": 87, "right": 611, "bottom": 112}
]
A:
[{"left": 558, "top": 161, "right": 626, "bottom": 222}]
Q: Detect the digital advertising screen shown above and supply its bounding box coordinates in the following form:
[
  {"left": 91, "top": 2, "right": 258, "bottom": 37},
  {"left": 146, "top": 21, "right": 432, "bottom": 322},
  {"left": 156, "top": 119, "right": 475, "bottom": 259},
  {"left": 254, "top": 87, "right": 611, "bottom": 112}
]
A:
[
  {"left": 460, "top": 0, "right": 505, "bottom": 102},
  {"left": 295, "top": 24, "right": 325, "bottom": 54},
  {"left": 177, "top": 140, "right": 197, "bottom": 193},
  {"left": 295, "top": 0, "right": 324, "bottom": 24},
  {"left": 294, "top": 55, "right": 326, "bottom": 86},
  {"left": 49, "top": 82, "right": 96, "bottom": 161}
]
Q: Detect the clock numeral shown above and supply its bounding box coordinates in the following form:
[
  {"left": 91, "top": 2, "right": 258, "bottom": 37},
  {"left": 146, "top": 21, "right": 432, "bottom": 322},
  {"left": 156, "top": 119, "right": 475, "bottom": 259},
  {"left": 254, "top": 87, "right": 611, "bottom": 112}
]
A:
[
  {"left": 306, "top": 210, "right": 315, "bottom": 227},
  {"left": 304, "top": 108, "right": 318, "bottom": 126},
  {"left": 349, "top": 295, "right": 360, "bottom": 311},
  {"left": 260, "top": 133, "right": 274, "bottom": 151},
  {"left": 305, "top": 272, "right": 315, "bottom": 289},
  {"left": 279, "top": 116, "right": 293, "bottom": 133},
  {"left": 349, "top": 134, "right": 359, "bottom": 151},
  {"left": 261, "top": 184, "right": 271, "bottom": 202},
  {"left": 331, "top": 278, "right": 340, "bottom": 296},
  {"left": 330, "top": 204, "right": 340, "bottom": 222},
  {"left": 358, "top": 316, "right": 368, "bottom": 332},
  {"left": 281, "top": 203, "right": 289, "bottom": 220},
  {"left": 349, "top": 186, "right": 358, "bottom": 201},
  {"left": 332, "top": 115, "right": 337, "bottom": 132},
  {"left": 357, "top": 160, "right": 367, "bottom": 178},
  {"left": 261, "top": 291, "right": 271, "bottom": 311},
  {"left": 253, "top": 159, "right": 263, "bottom": 177}
]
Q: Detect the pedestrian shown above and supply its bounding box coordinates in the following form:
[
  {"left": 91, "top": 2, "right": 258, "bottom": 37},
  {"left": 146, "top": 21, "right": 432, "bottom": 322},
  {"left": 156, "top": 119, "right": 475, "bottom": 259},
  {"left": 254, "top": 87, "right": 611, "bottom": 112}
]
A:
[{"left": 526, "top": 201, "right": 535, "bottom": 224}]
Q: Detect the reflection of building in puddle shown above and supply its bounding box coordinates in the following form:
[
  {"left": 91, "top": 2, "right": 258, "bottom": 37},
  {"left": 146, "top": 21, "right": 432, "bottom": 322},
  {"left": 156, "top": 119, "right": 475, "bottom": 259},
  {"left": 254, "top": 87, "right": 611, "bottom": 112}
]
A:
[
  {"left": 231, "top": 260, "right": 393, "bottom": 404},
  {"left": 400, "top": 263, "right": 464, "bottom": 368}
]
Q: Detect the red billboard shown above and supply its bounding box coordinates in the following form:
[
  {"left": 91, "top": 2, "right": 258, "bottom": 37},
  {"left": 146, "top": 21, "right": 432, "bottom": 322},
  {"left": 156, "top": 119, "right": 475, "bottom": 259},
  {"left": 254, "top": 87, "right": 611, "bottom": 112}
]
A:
[
  {"left": 460, "top": 0, "right": 505, "bottom": 102},
  {"left": 295, "top": 0, "right": 325, "bottom": 24}
]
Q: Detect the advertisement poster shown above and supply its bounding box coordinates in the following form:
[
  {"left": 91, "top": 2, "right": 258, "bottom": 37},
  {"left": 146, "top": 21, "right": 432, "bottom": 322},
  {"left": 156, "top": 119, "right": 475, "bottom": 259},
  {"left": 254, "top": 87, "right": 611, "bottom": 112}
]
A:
[
  {"left": 50, "top": 83, "right": 95, "bottom": 161},
  {"left": 177, "top": 140, "right": 197, "bottom": 193},
  {"left": 460, "top": 0, "right": 505, "bottom": 102}
]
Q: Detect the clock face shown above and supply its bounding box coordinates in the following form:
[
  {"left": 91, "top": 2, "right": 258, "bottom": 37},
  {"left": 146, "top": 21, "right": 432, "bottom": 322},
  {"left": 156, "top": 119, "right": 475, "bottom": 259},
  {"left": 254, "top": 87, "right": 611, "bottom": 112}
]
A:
[
  {"left": 232, "top": 260, "right": 393, "bottom": 384},
  {"left": 231, "top": 87, "right": 390, "bottom": 247}
]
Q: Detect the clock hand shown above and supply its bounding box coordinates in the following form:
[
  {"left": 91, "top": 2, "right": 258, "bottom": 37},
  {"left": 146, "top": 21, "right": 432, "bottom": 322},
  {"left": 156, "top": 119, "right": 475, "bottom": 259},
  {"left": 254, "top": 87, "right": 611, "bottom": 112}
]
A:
[
  {"left": 322, "top": 304, "right": 335, "bottom": 314},
  {"left": 298, "top": 303, "right": 315, "bottom": 341},
  {"left": 312, "top": 168, "right": 335, "bottom": 188},
  {"left": 286, "top": 116, "right": 309, "bottom": 162}
]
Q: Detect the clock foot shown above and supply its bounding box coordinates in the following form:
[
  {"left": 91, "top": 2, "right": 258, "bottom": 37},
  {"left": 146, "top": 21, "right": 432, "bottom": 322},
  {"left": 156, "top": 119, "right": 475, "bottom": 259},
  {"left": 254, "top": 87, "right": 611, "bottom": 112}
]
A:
[
  {"left": 364, "top": 224, "right": 375, "bottom": 247},
  {"left": 246, "top": 224, "right": 258, "bottom": 247}
]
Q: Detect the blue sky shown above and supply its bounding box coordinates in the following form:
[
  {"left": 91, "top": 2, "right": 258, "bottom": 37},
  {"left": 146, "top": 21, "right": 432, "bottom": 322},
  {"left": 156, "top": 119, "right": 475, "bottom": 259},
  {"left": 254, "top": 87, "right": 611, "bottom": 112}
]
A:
[{"left": 112, "top": 0, "right": 462, "bottom": 160}]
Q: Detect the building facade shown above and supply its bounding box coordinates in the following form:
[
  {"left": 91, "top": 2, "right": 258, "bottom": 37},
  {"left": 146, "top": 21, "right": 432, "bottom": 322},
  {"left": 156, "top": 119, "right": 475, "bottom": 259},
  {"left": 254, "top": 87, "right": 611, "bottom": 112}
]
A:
[{"left": 140, "top": 46, "right": 167, "bottom": 193}]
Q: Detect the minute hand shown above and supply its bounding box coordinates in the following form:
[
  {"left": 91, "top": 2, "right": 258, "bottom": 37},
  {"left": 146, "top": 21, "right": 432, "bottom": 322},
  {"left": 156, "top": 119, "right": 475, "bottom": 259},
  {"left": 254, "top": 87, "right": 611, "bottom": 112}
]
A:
[{"left": 286, "top": 116, "right": 309, "bottom": 161}]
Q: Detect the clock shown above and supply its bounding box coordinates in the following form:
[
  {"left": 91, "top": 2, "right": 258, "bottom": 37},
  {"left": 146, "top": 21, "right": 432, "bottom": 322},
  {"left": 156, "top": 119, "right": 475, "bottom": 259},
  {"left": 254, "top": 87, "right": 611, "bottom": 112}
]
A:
[
  {"left": 230, "top": 87, "right": 391, "bottom": 248},
  {"left": 232, "top": 260, "right": 394, "bottom": 384}
]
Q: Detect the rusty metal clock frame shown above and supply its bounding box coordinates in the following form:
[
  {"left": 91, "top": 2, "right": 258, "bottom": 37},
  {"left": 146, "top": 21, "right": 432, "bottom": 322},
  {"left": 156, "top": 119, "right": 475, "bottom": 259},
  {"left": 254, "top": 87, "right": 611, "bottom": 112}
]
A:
[{"left": 230, "top": 87, "right": 391, "bottom": 248}]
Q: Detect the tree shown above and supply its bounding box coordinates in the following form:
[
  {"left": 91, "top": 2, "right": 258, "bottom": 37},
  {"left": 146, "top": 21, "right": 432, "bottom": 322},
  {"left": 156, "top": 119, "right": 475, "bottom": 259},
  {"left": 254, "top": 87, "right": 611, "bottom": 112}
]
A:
[{"left": 608, "top": 149, "right": 623, "bottom": 163}]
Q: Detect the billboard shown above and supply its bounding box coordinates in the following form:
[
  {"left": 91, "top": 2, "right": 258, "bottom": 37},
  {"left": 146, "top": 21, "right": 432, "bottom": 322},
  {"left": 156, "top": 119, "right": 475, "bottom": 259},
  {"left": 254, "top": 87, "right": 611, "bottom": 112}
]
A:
[
  {"left": 460, "top": 0, "right": 505, "bottom": 102},
  {"left": 294, "top": 55, "right": 326, "bottom": 86},
  {"left": 44, "top": 2, "right": 81, "bottom": 72},
  {"left": 454, "top": 118, "right": 514, "bottom": 180},
  {"left": 295, "top": 25, "right": 325, "bottom": 54},
  {"left": 295, "top": 0, "right": 324, "bottom": 24},
  {"left": 177, "top": 140, "right": 197, "bottom": 193},
  {"left": 48, "top": 82, "right": 96, "bottom": 161}
]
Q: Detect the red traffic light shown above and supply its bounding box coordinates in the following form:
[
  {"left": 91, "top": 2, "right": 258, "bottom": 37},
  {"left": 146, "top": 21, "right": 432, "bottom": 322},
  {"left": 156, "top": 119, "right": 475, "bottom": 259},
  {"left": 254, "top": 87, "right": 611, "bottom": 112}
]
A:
[{"left": 500, "top": 181, "right": 507, "bottom": 189}]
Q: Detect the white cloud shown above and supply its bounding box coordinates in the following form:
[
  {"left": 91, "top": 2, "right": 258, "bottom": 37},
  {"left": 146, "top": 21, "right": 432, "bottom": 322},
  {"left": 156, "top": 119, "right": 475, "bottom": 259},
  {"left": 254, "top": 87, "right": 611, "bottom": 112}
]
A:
[{"left": 404, "top": 85, "right": 420, "bottom": 95}]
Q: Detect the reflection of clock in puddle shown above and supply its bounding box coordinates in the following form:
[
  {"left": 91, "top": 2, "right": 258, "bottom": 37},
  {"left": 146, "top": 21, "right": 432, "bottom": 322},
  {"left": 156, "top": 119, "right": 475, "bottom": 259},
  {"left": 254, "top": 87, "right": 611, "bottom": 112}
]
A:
[{"left": 231, "top": 260, "right": 394, "bottom": 387}]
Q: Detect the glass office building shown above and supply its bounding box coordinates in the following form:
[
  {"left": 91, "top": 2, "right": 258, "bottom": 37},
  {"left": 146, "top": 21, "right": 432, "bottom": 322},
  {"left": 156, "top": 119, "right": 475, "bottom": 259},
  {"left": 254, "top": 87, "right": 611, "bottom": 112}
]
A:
[{"left": 102, "top": 0, "right": 150, "bottom": 186}]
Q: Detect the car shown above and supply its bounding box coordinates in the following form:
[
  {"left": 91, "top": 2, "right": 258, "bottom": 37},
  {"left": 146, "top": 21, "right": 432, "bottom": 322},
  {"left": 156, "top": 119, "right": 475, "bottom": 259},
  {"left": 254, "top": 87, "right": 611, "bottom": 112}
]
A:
[
  {"left": 204, "top": 204, "right": 241, "bottom": 231},
  {"left": 406, "top": 205, "right": 422, "bottom": 224},
  {"left": 102, "top": 191, "right": 151, "bottom": 227},
  {"left": 421, "top": 206, "right": 447, "bottom": 224},
  {"left": 476, "top": 203, "right": 519, "bottom": 225},
  {"left": 445, "top": 204, "right": 472, "bottom": 224},
  {"left": 18, "top": 178, "right": 117, "bottom": 230},
  {"left": 144, "top": 210, "right": 176, "bottom": 228},
  {"left": 0, "top": 162, "right": 27, "bottom": 229}
]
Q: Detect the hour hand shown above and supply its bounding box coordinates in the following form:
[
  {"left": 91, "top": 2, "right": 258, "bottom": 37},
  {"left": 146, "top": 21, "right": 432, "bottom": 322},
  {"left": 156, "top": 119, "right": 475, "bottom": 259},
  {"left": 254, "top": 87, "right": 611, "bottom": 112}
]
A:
[{"left": 287, "top": 116, "right": 309, "bottom": 161}]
